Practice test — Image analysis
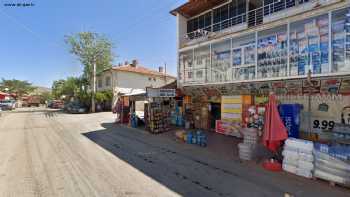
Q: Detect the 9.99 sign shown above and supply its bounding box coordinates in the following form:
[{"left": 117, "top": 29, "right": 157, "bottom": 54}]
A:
[{"left": 313, "top": 120, "right": 335, "bottom": 130}]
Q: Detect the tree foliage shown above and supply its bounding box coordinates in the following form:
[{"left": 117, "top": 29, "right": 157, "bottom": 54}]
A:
[
  {"left": 95, "top": 90, "right": 113, "bottom": 103},
  {"left": 51, "top": 77, "right": 89, "bottom": 101},
  {"left": 0, "top": 78, "right": 35, "bottom": 97},
  {"left": 65, "top": 32, "right": 114, "bottom": 83}
]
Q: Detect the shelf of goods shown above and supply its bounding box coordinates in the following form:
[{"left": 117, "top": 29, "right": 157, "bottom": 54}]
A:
[
  {"left": 148, "top": 102, "right": 170, "bottom": 134},
  {"left": 232, "top": 44, "right": 256, "bottom": 81},
  {"left": 257, "top": 33, "right": 288, "bottom": 79},
  {"left": 333, "top": 8, "right": 350, "bottom": 73},
  {"left": 290, "top": 16, "right": 329, "bottom": 76}
]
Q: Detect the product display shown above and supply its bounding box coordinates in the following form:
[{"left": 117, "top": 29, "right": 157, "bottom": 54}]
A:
[
  {"left": 258, "top": 32, "right": 288, "bottom": 78},
  {"left": 211, "top": 43, "right": 231, "bottom": 82},
  {"left": 313, "top": 144, "right": 350, "bottom": 186},
  {"left": 232, "top": 43, "right": 256, "bottom": 81},
  {"left": 147, "top": 100, "right": 171, "bottom": 134},
  {"left": 290, "top": 16, "right": 329, "bottom": 75},
  {"left": 282, "top": 138, "right": 314, "bottom": 178}
]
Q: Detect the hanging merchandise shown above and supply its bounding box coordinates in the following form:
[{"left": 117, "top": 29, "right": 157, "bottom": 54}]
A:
[{"left": 147, "top": 99, "right": 170, "bottom": 134}]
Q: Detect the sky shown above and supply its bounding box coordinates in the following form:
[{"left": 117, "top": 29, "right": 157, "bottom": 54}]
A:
[{"left": 0, "top": 0, "right": 186, "bottom": 88}]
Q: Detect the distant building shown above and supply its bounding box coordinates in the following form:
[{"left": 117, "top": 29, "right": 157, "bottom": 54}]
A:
[{"left": 96, "top": 60, "right": 176, "bottom": 105}]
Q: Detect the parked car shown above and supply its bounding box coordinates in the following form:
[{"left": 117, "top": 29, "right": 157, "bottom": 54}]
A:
[
  {"left": 65, "top": 101, "right": 88, "bottom": 114},
  {"left": 48, "top": 100, "right": 64, "bottom": 109},
  {"left": 0, "top": 100, "right": 16, "bottom": 110}
]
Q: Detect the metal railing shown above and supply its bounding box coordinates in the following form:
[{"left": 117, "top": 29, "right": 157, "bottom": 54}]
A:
[{"left": 184, "top": 0, "right": 315, "bottom": 43}]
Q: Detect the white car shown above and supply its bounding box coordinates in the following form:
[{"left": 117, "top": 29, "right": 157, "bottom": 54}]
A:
[{"left": 0, "top": 100, "right": 16, "bottom": 110}]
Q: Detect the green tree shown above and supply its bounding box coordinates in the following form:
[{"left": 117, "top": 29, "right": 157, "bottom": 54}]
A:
[
  {"left": 0, "top": 78, "right": 35, "bottom": 98},
  {"left": 51, "top": 80, "right": 65, "bottom": 99},
  {"left": 65, "top": 32, "right": 114, "bottom": 112}
]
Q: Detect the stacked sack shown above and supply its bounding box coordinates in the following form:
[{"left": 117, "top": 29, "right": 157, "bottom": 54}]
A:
[
  {"left": 313, "top": 144, "right": 350, "bottom": 187},
  {"left": 282, "top": 138, "right": 314, "bottom": 178},
  {"left": 238, "top": 128, "right": 259, "bottom": 161}
]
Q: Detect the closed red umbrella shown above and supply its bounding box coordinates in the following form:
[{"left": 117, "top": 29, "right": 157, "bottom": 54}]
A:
[{"left": 263, "top": 93, "right": 288, "bottom": 152}]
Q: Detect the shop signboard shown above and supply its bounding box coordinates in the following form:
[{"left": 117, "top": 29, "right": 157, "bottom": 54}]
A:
[
  {"left": 123, "top": 96, "right": 129, "bottom": 107},
  {"left": 320, "top": 79, "right": 341, "bottom": 94},
  {"left": 272, "top": 81, "right": 287, "bottom": 95},
  {"left": 147, "top": 88, "right": 175, "bottom": 98},
  {"left": 302, "top": 80, "right": 321, "bottom": 94},
  {"left": 340, "top": 78, "right": 350, "bottom": 95},
  {"left": 286, "top": 80, "right": 302, "bottom": 95}
]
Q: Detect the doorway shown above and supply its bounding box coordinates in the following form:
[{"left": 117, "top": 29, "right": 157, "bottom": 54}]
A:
[{"left": 210, "top": 103, "right": 221, "bottom": 130}]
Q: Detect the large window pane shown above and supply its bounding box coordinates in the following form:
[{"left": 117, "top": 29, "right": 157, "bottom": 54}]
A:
[
  {"left": 290, "top": 14, "right": 329, "bottom": 76},
  {"left": 332, "top": 8, "right": 350, "bottom": 73},
  {"left": 232, "top": 34, "right": 256, "bottom": 81},
  {"left": 193, "top": 46, "right": 210, "bottom": 83},
  {"left": 257, "top": 25, "right": 288, "bottom": 79},
  {"left": 179, "top": 50, "right": 193, "bottom": 83},
  {"left": 211, "top": 40, "right": 232, "bottom": 82}
]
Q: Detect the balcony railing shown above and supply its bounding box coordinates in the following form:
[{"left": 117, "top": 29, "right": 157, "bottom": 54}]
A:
[{"left": 183, "top": 0, "right": 316, "bottom": 44}]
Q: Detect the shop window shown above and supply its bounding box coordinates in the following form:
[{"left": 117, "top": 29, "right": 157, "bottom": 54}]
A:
[
  {"left": 187, "top": 12, "right": 212, "bottom": 35},
  {"left": 180, "top": 50, "right": 194, "bottom": 83},
  {"left": 232, "top": 33, "right": 256, "bottom": 81},
  {"left": 211, "top": 39, "right": 232, "bottom": 83},
  {"left": 332, "top": 8, "right": 350, "bottom": 73},
  {"left": 193, "top": 45, "right": 210, "bottom": 83},
  {"left": 257, "top": 25, "right": 288, "bottom": 79},
  {"left": 290, "top": 14, "right": 329, "bottom": 76},
  {"left": 105, "top": 76, "right": 111, "bottom": 87}
]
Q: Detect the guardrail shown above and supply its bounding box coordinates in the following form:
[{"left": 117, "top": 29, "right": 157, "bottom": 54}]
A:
[{"left": 183, "top": 0, "right": 315, "bottom": 43}]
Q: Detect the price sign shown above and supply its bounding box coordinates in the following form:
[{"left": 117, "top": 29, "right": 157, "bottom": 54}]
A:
[{"left": 313, "top": 119, "right": 335, "bottom": 130}]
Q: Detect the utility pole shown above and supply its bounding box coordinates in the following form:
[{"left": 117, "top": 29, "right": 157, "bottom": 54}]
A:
[
  {"left": 91, "top": 61, "right": 96, "bottom": 113},
  {"left": 164, "top": 62, "right": 167, "bottom": 84}
]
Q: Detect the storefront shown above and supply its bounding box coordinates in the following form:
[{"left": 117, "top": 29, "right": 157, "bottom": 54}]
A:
[{"left": 145, "top": 87, "right": 176, "bottom": 134}]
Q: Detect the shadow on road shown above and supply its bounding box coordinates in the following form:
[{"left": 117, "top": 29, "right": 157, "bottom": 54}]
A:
[
  {"left": 81, "top": 123, "right": 350, "bottom": 197},
  {"left": 83, "top": 123, "right": 237, "bottom": 197}
]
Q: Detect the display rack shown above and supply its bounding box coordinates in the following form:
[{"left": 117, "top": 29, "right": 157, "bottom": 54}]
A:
[{"left": 148, "top": 100, "right": 170, "bottom": 134}]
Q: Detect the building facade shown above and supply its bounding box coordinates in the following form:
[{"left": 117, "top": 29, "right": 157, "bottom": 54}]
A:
[
  {"left": 170, "top": 0, "right": 350, "bottom": 135},
  {"left": 171, "top": 0, "right": 350, "bottom": 87},
  {"left": 96, "top": 60, "right": 176, "bottom": 104}
]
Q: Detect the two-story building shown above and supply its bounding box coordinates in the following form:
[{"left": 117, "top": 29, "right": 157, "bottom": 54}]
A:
[
  {"left": 96, "top": 60, "right": 176, "bottom": 107},
  {"left": 171, "top": 0, "right": 350, "bottom": 135}
]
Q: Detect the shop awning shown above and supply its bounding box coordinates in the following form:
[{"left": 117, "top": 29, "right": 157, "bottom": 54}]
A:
[
  {"left": 116, "top": 88, "right": 145, "bottom": 95},
  {"left": 124, "top": 90, "right": 146, "bottom": 97}
]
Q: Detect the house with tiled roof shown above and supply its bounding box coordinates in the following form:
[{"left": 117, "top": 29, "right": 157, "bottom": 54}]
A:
[{"left": 96, "top": 59, "right": 176, "bottom": 105}]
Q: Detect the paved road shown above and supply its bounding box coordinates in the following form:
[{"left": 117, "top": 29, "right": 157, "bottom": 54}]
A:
[
  {"left": 0, "top": 108, "right": 349, "bottom": 197},
  {"left": 0, "top": 108, "right": 179, "bottom": 197}
]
